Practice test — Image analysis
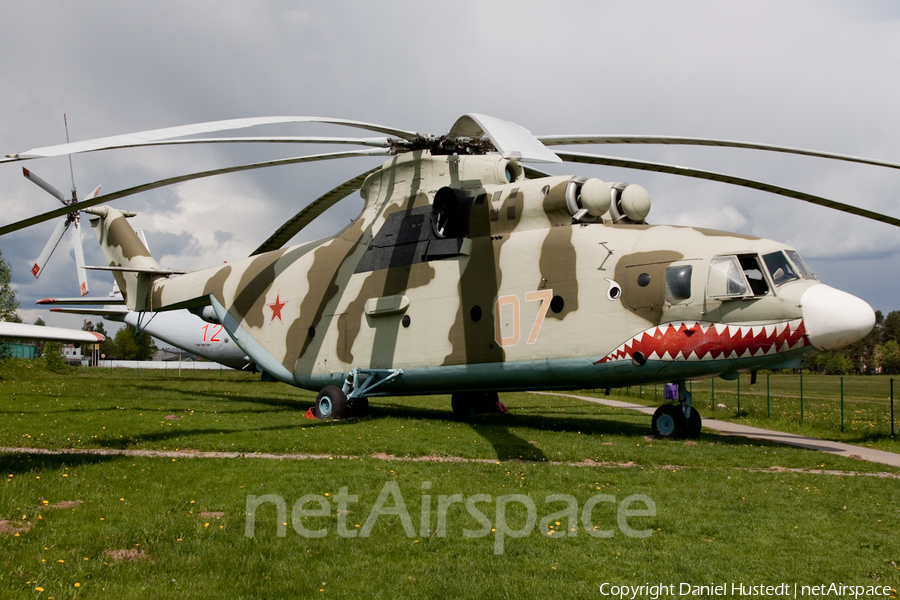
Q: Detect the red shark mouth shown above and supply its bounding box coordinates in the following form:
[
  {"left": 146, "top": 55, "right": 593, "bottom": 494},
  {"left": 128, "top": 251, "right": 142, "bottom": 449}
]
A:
[{"left": 594, "top": 320, "right": 809, "bottom": 364}]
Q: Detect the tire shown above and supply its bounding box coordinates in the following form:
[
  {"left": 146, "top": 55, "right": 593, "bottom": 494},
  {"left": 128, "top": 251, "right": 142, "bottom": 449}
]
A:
[
  {"left": 316, "top": 385, "right": 349, "bottom": 420},
  {"left": 451, "top": 391, "right": 502, "bottom": 419},
  {"left": 652, "top": 404, "right": 686, "bottom": 439},
  {"left": 451, "top": 393, "right": 475, "bottom": 419},
  {"left": 685, "top": 406, "right": 702, "bottom": 439}
]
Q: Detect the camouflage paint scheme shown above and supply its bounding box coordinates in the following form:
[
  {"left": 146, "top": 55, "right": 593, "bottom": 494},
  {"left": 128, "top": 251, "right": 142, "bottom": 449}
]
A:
[{"left": 87, "top": 151, "right": 840, "bottom": 397}]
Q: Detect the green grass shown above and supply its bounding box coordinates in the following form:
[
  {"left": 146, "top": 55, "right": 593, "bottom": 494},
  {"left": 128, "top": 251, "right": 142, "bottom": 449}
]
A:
[
  {"left": 1, "top": 361, "right": 899, "bottom": 598},
  {"left": 593, "top": 373, "right": 900, "bottom": 453}
]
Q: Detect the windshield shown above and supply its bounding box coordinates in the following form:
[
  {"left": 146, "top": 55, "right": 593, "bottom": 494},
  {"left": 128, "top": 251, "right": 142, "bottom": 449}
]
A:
[
  {"left": 763, "top": 250, "right": 816, "bottom": 286},
  {"left": 785, "top": 249, "right": 816, "bottom": 280}
]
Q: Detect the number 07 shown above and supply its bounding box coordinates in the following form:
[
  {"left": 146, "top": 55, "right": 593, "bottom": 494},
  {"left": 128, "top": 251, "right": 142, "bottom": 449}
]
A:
[{"left": 494, "top": 289, "right": 553, "bottom": 347}]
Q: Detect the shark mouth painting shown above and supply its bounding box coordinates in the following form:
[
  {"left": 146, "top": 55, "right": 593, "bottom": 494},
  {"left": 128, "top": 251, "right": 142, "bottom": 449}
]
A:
[{"left": 594, "top": 320, "right": 810, "bottom": 364}]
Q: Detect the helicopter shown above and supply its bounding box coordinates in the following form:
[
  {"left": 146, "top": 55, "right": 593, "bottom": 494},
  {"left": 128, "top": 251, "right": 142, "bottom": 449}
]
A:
[{"left": 1, "top": 113, "right": 894, "bottom": 439}]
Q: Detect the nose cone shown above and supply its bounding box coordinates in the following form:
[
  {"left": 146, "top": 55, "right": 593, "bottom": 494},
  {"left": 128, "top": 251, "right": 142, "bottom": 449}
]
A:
[{"left": 801, "top": 284, "right": 875, "bottom": 351}]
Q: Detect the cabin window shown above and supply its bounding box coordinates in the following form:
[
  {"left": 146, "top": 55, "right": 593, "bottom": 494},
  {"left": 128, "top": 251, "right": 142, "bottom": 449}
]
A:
[
  {"left": 762, "top": 251, "right": 800, "bottom": 286},
  {"left": 708, "top": 256, "right": 751, "bottom": 298},
  {"left": 665, "top": 265, "right": 692, "bottom": 302}
]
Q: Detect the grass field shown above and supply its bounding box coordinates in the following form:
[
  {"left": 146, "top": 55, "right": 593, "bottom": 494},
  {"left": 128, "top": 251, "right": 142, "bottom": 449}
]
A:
[{"left": 1, "top": 362, "right": 898, "bottom": 599}]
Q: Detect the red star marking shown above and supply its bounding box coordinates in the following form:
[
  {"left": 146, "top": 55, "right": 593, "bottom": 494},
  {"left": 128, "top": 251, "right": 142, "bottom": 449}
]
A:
[{"left": 267, "top": 292, "right": 287, "bottom": 323}]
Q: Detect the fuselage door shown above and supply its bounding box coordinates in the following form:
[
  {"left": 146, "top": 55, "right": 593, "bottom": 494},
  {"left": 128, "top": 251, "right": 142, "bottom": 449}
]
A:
[
  {"left": 624, "top": 263, "right": 667, "bottom": 310},
  {"left": 625, "top": 260, "right": 700, "bottom": 318}
]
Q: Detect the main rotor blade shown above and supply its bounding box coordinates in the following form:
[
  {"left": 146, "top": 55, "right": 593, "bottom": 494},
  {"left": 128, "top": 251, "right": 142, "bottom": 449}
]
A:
[
  {"left": 12, "top": 136, "right": 392, "bottom": 158},
  {"left": 23, "top": 168, "right": 67, "bottom": 204},
  {"left": 252, "top": 167, "right": 381, "bottom": 255},
  {"left": 540, "top": 135, "right": 900, "bottom": 172},
  {"left": 3, "top": 116, "right": 417, "bottom": 162},
  {"left": 448, "top": 114, "right": 561, "bottom": 164},
  {"left": 32, "top": 218, "right": 70, "bottom": 278},
  {"left": 556, "top": 151, "right": 900, "bottom": 228},
  {"left": 0, "top": 149, "right": 390, "bottom": 236},
  {"left": 70, "top": 218, "right": 89, "bottom": 296}
]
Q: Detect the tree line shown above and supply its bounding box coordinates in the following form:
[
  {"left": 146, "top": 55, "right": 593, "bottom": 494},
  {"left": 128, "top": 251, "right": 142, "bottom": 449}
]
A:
[{"left": 806, "top": 310, "right": 900, "bottom": 375}]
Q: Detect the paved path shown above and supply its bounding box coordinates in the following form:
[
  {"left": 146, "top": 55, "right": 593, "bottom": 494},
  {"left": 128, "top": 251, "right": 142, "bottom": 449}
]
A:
[{"left": 534, "top": 391, "right": 900, "bottom": 469}]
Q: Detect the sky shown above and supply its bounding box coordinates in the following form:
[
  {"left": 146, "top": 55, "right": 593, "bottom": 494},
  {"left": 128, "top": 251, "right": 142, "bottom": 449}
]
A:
[{"left": 2, "top": 0, "right": 900, "bottom": 332}]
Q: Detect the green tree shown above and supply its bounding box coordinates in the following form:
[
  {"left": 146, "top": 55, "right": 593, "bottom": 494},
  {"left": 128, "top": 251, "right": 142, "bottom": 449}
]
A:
[
  {"left": 883, "top": 311, "right": 900, "bottom": 346},
  {"left": 880, "top": 340, "right": 900, "bottom": 375},
  {"left": 0, "top": 250, "right": 19, "bottom": 362},
  {"left": 42, "top": 341, "right": 66, "bottom": 373},
  {"left": 111, "top": 325, "right": 157, "bottom": 360},
  {"left": 0, "top": 249, "right": 19, "bottom": 323},
  {"left": 32, "top": 317, "right": 47, "bottom": 357},
  {"left": 95, "top": 322, "right": 117, "bottom": 359}
]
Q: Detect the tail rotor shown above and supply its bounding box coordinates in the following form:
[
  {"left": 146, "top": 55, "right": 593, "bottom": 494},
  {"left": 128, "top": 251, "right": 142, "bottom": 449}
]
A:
[{"left": 25, "top": 116, "right": 100, "bottom": 296}]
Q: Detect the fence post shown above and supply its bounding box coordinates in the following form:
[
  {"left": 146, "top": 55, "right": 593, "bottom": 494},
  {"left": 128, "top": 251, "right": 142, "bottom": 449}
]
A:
[
  {"left": 840, "top": 377, "right": 844, "bottom": 433},
  {"left": 737, "top": 375, "right": 741, "bottom": 416},
  {"left": 711, "top": 378, "right": 715, "bottom": 411},
  {"left": 891, "top": 379, "right": 895, "bottom": 439},
  {"left": 800, "top": 372, "right": 804, "bottom": 424},
  {"left": 766, "top": 372, "right": 770, "bottom": 418}
]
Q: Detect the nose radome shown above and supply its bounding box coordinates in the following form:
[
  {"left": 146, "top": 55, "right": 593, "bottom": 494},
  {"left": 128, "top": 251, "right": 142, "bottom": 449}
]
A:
[{"left": 801, "top": 284, "right": 875, "bottom": 351}]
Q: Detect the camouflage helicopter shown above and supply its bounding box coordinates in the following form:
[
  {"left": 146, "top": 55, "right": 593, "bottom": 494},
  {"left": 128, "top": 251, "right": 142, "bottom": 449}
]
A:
[{"left": 2, "top": 114, "right": 896, "bottom": 439}]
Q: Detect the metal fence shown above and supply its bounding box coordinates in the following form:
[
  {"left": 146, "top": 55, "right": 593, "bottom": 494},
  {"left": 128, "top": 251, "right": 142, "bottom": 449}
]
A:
[{"left": 611, "top": 373, "right": 897, "bottom": 438}]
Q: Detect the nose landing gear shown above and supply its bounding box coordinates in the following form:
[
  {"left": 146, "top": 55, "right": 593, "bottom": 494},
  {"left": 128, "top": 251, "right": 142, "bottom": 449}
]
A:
[{"left": 651, "top": 381, "right": 701, "bottom": 439}]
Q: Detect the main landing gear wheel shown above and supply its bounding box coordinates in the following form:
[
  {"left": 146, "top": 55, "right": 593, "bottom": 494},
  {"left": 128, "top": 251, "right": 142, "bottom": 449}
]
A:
[
  {"left": 315, "top": 385, "right": 349, "bottom": 420},
  {"left": 652, "top": 404, "right": 686, "bottom": 439},
  {"left": 451, "top": 391, "right": 506, "bottom": 419},
  {"left": 685, "top": 406, "right": 701, "bottom": 439}
]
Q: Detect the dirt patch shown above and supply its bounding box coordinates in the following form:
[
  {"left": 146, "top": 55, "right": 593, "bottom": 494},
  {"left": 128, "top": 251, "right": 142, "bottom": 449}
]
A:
[
  {"left": 0, "top": 520, "right": 32, "bottom": 535},
  {"left": 53, "top": 501, "right": 83, "bottom": 509},
  {"left": 3, "top": 446, "right": 899, "bottom": 479},
  {"left": 106, "top": 549, "right": 149, "bottom": 562},
  {"left": 163, "top": 415, "right": 181, "bottom": 421},
  {"left": 200, "top": 511, "right": 225, "bottom": 519}
]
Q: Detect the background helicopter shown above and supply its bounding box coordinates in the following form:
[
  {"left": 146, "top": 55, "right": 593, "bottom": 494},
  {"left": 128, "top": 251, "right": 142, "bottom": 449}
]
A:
[
  {"left": 0, "top": 113, "right": 894, "bottom": 437},
  {"left": 37, "top": 229, "right": 257, "bottom": 372}
]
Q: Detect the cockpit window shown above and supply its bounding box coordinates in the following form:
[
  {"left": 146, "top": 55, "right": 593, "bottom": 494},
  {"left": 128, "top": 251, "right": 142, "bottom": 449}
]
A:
[
  {"left": 738, "top": 254, "right": 769, "bottom": 296},
  {"left": 708, "top": 256, "right": 751, "bottom": 298},
  {"left": 763, "top": 251, "right": 798, "bottom": 285},
  {"left": 785, "top": 249, "right": 816, "bottom": 280}
]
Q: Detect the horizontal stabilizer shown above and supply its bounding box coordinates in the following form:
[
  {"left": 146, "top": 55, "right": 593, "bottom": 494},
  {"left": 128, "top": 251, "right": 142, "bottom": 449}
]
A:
[
  {"left": 50, "top": 306, "right": 128, "bottom": 317},
  {"left": 37, "top": 296, "right": 125, "bottom": 305},
  {"left": 83, "top": 265, "right": 189, "bottom": 275}
]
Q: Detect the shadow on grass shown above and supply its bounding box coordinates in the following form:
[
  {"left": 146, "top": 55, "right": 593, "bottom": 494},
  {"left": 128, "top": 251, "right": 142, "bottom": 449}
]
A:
[
  {"left": 131, "top": 383, "right": 311, "bottom": 412},
  {"left": 4, "top": 384, "right": 805, "bottom": 457},
  {"left": 0, "top": 451, "right": 118, "bottom": 476}
]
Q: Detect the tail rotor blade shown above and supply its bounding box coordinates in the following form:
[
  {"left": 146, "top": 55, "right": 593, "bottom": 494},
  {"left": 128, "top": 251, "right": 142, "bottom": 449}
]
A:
[
  {"left": 32, "top": 219, "right": 70, "bottom": 278},
  {"left": 83, "top": 184, "right": 101, "bottom": 200},
  {"left": 23, "top": 168, "right": 67, "bottom": 204},
  {"left": 70, "top": 218, "right": 89, "bottom": 296}
]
